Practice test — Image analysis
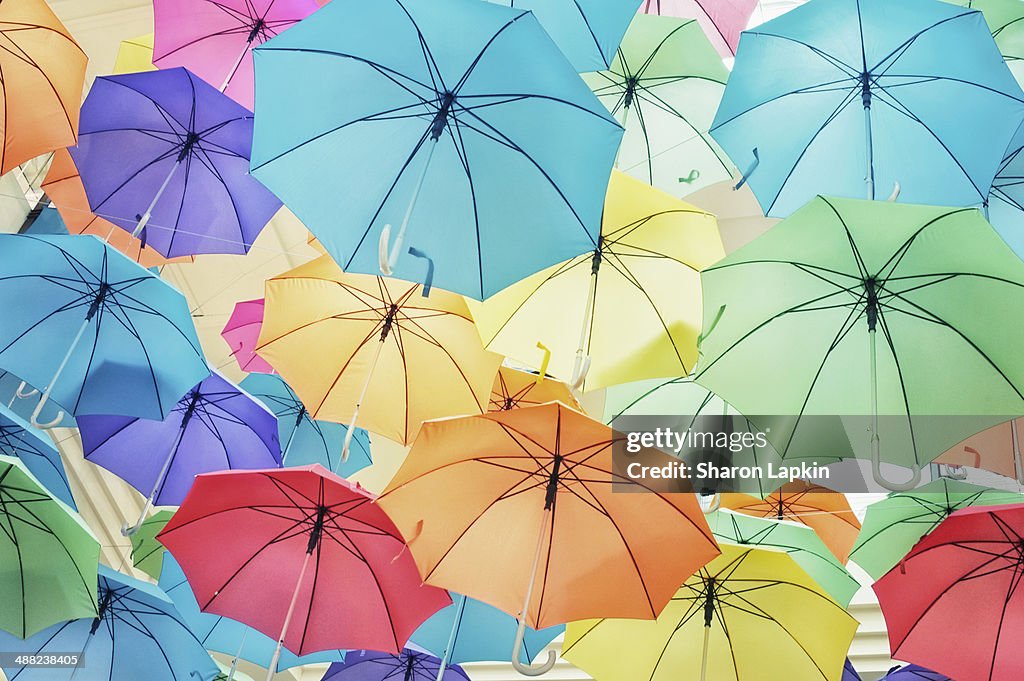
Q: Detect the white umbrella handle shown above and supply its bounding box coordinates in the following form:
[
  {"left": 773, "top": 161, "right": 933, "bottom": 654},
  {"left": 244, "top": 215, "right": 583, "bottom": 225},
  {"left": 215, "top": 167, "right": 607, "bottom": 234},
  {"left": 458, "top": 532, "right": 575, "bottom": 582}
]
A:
[
  {"left": 378, "top": 139, "right": 438, "bottom": 275},
  {"left": 30, "top": 315, "right": 91, "bottom": 429},
  {"left": 511, "top": 509, "right": 557, "bottom": 676},
  {"left": 434, "top": 594, "right": 468, "bottom": 681},
  {"left": 867, "top": 327, "right": 921, "bottom": 491}
]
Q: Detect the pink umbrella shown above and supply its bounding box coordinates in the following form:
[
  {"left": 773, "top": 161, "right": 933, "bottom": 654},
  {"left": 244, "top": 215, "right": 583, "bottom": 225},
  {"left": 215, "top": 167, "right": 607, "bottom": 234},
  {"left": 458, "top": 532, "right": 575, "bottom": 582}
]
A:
[
  {"left": 639, "top": 0, "right": 757, "bottom": 57},
  {"left": 152, "top": 0, "right": 320, "bottom": 109},
  {"left": 222, "top": 299, "right": 276, "bottom": 374}
]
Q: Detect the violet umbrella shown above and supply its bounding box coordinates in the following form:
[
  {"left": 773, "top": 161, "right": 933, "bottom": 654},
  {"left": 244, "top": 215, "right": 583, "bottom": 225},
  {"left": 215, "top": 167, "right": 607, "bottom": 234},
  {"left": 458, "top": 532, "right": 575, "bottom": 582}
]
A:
[
  {"left": 640, "top": 0, "right": 758, "bottom": 57},
  {"left": 77, "top": 371, "right": 281, "bottom": 536},
  {"left": 70, "top": 67, "right": 282, "bottom": 258},
  {"left": 153, "top": 0, "right": 319, "bottom": 110},
  {"left": 322, "top": 649, "right": 470, "bottom": 681},
  {"left": 221, "top": 299, "right": 275, "bottom": 374}
]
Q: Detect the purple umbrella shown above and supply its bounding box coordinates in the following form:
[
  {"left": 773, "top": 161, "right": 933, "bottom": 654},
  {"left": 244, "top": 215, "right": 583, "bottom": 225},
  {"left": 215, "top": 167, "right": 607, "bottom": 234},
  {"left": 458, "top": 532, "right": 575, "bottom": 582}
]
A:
[
  {"left": 844, "top": 659, "right": 862, "bottom": 681},
  {"left": 70, "top": 67, "right": 281, "bottom": 258},
  {"left": 323, "top": 649, "right": 470, "bottom": 681},
  {"left": 78, "top": 371, "right": 281, "bottom": 536},
  {"left": 882, "top": 665, "right": 951, "bottom": 681}
]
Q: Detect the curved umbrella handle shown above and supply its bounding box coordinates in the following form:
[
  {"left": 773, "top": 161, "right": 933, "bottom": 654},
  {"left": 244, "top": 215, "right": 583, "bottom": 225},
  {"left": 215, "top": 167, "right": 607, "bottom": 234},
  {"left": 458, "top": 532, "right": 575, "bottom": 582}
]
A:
[
  {"left": 871, "top": 441, "right": 922, "bottom": 492},
  {"left": 699, "top": 492, "right": 720, "bottom": 514},
  {"left": 121, "top": 520, "right": 141, "bottom": 537},
  {"left": 535, "top": 342, "right": 551, "bottom": 385},
  {"left": 939, "top": 464, "right": 968, "bottom": 481},
  {"left": 408, "top": 247, "right": 434, "bottom": 297},
  {"left": 30, "top": 391, "right": 64, "bottom": 429},
  {"left": 511, "top": 617, "right": 557, "bottom": 677},
  {"left": 570, "top": 354, "right": 591, "bottom": 391},
  {"left": 15, "top": 381, "right": 38, "bottom": 399},
  {"left": 886, "top": 181, "right": 901, "bottom": 202},
  {"left": 379, "top": 224, "right": 396, "bottom": 276}
]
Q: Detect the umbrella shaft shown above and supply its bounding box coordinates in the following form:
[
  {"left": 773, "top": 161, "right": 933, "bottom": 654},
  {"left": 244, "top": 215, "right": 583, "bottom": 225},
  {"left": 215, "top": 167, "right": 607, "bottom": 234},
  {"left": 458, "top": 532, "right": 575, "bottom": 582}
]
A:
[
  {"left": 226, "top": 626, "right": 249, "bottom": 681},
  {"left": 613, "top": 106, "right": 630, "bottom": 169},
  {"left": 133, "top": 161, "right": 181, "bottom": 238},
  {"left": 221, "top": 41, "right": 251, "bottom": 92},
  {"left": 343, "top": 337, "right": 385, "bottom": 460},
  {"left": 436, "top": 593, "right": 468, "bottom": 681},
  {"left": 571, "top": 270, "right": 599, "bottom": 380},
  {"left": 387, "top": 138, "right": 438, "bottom": 269},
  {"left": 699, "top": 624, "right": 711, "bottom": 681},
  {"left": 863, "top": 104, "right": 874, "bottom": 200},
  {"left": 1013, "top": 419, "right": 1024, "bottom": 484},
  {"left": 266, "top": 550, "right": 314, "bottom": 681},
  {"left": 281, "top": 422, "right": 299, "bottom": 464},
  {"left": 134, "top": 423, "right": 188, "bottom": 528}
]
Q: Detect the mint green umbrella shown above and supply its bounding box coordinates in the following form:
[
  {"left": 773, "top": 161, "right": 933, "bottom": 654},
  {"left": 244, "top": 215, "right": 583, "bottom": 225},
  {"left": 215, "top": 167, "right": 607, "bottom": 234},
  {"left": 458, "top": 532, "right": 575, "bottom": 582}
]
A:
[
  {"left": 849, "top": 478, "right": 1023, "bottom": 579},
  {"left": 129, "top": 509, "right": 173, "bottom": 581},
  {"left": 706, "top": 509, "right": 860, "bottom": 607},
  {"left": 0, "top": 454, "right": 99, "bottom": 638},
  {"left": 695, "top": 197, "right": 1024, "bottom": 490}
]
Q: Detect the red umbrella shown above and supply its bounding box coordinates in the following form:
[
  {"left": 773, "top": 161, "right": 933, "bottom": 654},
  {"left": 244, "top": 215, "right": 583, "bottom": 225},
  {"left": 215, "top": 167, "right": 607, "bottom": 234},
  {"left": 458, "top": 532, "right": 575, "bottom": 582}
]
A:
[
  {"left": 873, "top": 503, "right": 1024, "bottom": 681},
  {"left": 158, "top": 465, "right": 451, "bottom": 681}
]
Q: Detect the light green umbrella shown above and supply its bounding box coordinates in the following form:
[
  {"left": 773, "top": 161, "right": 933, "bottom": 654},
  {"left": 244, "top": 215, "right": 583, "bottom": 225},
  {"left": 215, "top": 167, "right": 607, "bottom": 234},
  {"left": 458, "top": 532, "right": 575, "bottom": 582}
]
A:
[
  {"left": 584, "top": 13, "right": 732, "bottom": 198},
  {"left": 695, "top": 197, "right": 1024, "bottom": 490},
  {"left": 706, "top": 509, "right": 860, "bottom": 607},
  {"left": 953, "top": 0, "right": 1024, "bottom": 85},
  {"left": 849, "top": 477, "right": 1023, "bottom": 579},
  {"left": 129, "top": 509, "right": 173, "bottom": 581},
  {"left": 0, "top": 454, "right": 99, "bottom": 638}
]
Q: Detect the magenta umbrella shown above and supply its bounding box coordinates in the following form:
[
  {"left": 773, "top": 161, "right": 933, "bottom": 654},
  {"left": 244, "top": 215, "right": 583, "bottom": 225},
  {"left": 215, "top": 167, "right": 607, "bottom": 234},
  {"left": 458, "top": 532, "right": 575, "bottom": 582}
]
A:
[
  {"left": 640, "top": 0, "right": 757, "bottom": 57},
  {"left": 222, "top": 298, "right": 275, "bottom": 374},
  {"left": 153, "top": 0, "right": 320, "bottom": 109}
]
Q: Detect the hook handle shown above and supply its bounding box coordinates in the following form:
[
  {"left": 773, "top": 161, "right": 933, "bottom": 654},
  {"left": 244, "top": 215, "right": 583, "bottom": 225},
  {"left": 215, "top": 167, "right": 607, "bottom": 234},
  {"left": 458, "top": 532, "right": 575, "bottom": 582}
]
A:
[
  {"left": 379, "top": 224, "right": 396, "bottom": 275},
  {"left": 733, "top": 148, "right": 759, "bottom": 190},
  {"left": 699, "top": 492, "right": 721, "bottom": 514},
  {"left": 30, "top": 391, "right": 64, "bottom": 429},
  {"left": 939, "top": 464, "right": 968, "bottom": 481},
  {"left": 677, "top": 169, "right": 701, "bottom": 185},
  {"left": 570, "top": 354, "right": 591, "bottom": 391},
  {"left": 887, "top": 181, "right": 901, "bottom": 202},
  {"left": 15, "top": 381, "right": 38, "bottom": 399},
  {"left": 871, "top": 435, "right": 922, "bottom": 491},
  {"left": 511, "top": 618, "right": 557, "bottom": 676},
  {"left": 535, "top": 342, "right": 551, "bottom": 385},
  {"left": 121, "top": 520, "right": 141, "bottom": 537},
  {"left": 698, "top": 305, "right": 727, "bottom": 351},
  {"left": 408, "top": 247, "right": 434, "bottom": 297}
]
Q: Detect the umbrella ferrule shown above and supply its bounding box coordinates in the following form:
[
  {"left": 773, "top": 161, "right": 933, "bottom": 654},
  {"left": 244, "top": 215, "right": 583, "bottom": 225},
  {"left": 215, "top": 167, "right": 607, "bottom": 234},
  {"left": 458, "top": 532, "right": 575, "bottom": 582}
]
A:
[
  {"left": 247, "top": 18, "right": 266, "bottom": 43},
  {"left": 381, "top": 303, "right": 399, "bottom": 341},
  {"left": 544, "top": 454, "right": 563, "bottom": 510},
  {"left": 430, "top": 92, "right": 456, "bottom": 141},
  {"left": 703, "top": 577, "right": 716, "bottom": 627},
  {"left": 865, "top": 277, "right": 879, "bottom": 331},
  {"left": 860, "top": 72, "right": 872, "bottom": 109},
  {"left": 86, "top": 283, "right": 111, "bottom": 320},
  {"left": 307, "top": 505, "right": 327, "bottom": 553}
]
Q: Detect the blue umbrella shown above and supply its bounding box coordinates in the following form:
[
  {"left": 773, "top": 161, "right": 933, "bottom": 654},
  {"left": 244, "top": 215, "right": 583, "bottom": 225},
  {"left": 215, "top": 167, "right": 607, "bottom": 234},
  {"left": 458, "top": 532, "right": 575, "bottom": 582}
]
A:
[
  {"left": 712, "top": 0, "right": 1024, "bottom": 217},
  {"left": 0, "top": 565, "right": 219, "bottom": 681},
  {"left": 322, "top": 649, "right": 469, "bottom": 681},
  {"left": 0, "top": 400, "right": 75, "bottom": 508},
  {"left": 0, "top": 371, "right": 74, "bottom": 429},
  {"left": 158, "top": 555, "right": 345, "bottom": 677},
  {"left": 0, "top": 234, "right": 209, "bottom": 427},
  {"left": 239, "top": 373, "right": 371, "bottom": 477},
  {"left": 843, "top": 659, "right": 861, "bottom": 681},
  {"left": 78, "top": 371, "right": 281, "bottom": 536},
  {"left": 486, "top": 0, "right": 641, "bottom": 72},
  {"left": 251, "top": 0, "right": 622, "bottom": 300},
  {"left": 882, "top": 664, "right": 950, "bottom": 680},
  {"left": 410, "top": 594, "right": 563, "bottom": 668},
  {"left": 989, "top": 119, "right": 1024, "bottom": 255}
]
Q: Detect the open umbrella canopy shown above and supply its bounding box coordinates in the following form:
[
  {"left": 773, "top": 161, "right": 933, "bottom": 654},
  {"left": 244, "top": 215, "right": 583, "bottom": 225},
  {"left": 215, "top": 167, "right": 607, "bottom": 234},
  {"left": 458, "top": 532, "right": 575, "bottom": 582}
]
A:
[
  {"left": 712, "top": 0, "right": 1024, "bottom": 217},
  {"left": 323, "top": 649, "right": 469, "bottom": 681},
  {"left": 239, "top": 372, "right": 372, "bottom": 477},
  {"left": 695, "top": 197, "right": 1024, "bottom": 487},
  {"left": 70, "top": 67, "right": 282, "bottom": 257},
  {"left": 874, "top": 503, "right": 1024, "bottom": 681},
  {"left": 0, "top": 0, "right": 87, "bottom": 175},
  {"left": 584, "top": 14, "right": 732, "bottom": 197},
  {"left": 0, "top": 565, "right": 219, "bottom": 681},
  {"left": 563, "top": 544, "right": 858, "bottom": 681},
  {"left": 473, "top": 172, "right": 723, "bottom": 391},
  {"left": 130, "top": 509, "right": 174, "bottom": 580},
  {"left": 850, "top": 478, "right": 1023, "bottom": 580},
  {"left": 0, "top": 455, "right": 98, "bottom": 639},
  {"left": 845, "top": 659, "right": 863, "bottom": 681},
  {"left": 0, "top": 234, "right": 209, "bottom": 423},
  {"left": 951, "top": 0, "right": 1024, "bottom": 85},
  {"left": 153, "top": 0, "right": 319, "bottom": 109},
  {"left": 488, "top": 366, "right": 579, "bottom": 412},
  {"left": 0, "top": 400, "right": 74, "bottom": 508},
  {"left": 250, "top": 0, "right": 623, "bottom": 299},
  {"left": 882, "top": 665, "right": 953, "bottom": 681},
  {"left": 987, "top": 120, "right": 1024, "bottom": 258},
  {"left": 935, "top": 418, "right": 1024, "bottom": 481},
  {"left": 640, "top": 0, "right": 759, "bottom": 57},
  {"left": 221, "top": 298, "right": 275, "bottom": 374},
  {"left": 114, "top": 33, "right": 155, "bottom": 73},
  {"left": 257, "top": 256, "right": 500, "bottom": 445}
]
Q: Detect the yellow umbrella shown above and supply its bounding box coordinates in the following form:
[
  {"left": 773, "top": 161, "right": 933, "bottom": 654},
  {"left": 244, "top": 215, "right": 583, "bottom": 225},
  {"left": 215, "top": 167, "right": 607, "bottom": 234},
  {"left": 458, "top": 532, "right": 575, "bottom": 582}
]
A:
[
  {"left": 563, "top": 544, "right": 858, "bottom": 681},
  {"left": 489, "top": 365, "right": 580, "bottom": 412},
  {"left": 256, "top": 255, "right": 501, "bottom": 451},
  {"left": 471, "top": 171, "right": 723, "bottom": 392},
  {"left": 113, "top": 33, "right": 156, "bottom": 74}
]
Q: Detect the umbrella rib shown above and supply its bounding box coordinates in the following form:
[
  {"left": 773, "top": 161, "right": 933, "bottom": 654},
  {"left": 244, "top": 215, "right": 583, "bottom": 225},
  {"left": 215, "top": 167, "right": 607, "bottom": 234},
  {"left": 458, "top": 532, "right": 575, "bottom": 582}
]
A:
[
  {"left": 0, "top": 30, "right": 78, "bottom": 137},
  {"left": 868, "top": 11, "right": 979, "bottom": 75}
]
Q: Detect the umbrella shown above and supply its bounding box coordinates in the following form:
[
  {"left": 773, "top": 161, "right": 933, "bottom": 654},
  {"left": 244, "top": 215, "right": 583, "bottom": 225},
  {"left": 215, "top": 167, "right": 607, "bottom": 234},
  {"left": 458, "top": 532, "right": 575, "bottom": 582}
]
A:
[
  {"left": 410, "top": 593, "right": 563, "bottom": 668},
  {"left": 0, "top": 371, "right": 71, "bottom": 431},
  {"left": 130, "top": 509, "right": 174, "bottom": 580},
  {"left": 562, "top": 544, "right": 858, "bottom": 681},
  {"left": 640, "top": 0, "right": 759, "bottom": 57},
  {"left": 706, "top": 509, "right": 860, "bottom": 607},
  {"left": 695, "top": 196, "right": 1024, "bottom": 489},
  {"left": 250, "top": 0, "right": 623, "bottom": 300},
  {"left": 711, "top": 0, "right": 1024, "bottom": 217},
  {"left": 378, "top": 402, "right": 720, "bottom": 675},
  {"left": 488, "top": 366, "right": 579, "bottom": 412},
  {"left": 882, "top": 665, "right": 952, "bottom": 680},
  {"left": 845, "top": 659, "right": 862, "bottom": 681},
  {"left": 0, "top": 565, "right": 219, "bottom": 681},
  {"left": 0, "top": 234, "right": 209, "bottom": 426},
  {"left": 987, "top": 121, "right": 1024, "bottom": 258},
  {"left": 0, "top": 0, "right": 87, "bottom": 174},
  {"left": 153, "top": 0, "right": 319, "bottom": 109},
  {"left": 221, "top": 299, "right": 275, "bottom": 374},
  {"left": 721, "top": 481, "right": 861, "bottom": 563},
  {"left": 0, "top": 455, "right": 98, "bottom": 639},
  {"left": 78, "top": 371, "right": 281, "bottom": 535},
  {"left": 0, "top": 400, "right": 74, "bottom": 508},
  {"left": 952, "top": 0, "right": 1024, "bottom": 85},
  {"left": 42, "top": 148, "right": 191, "bottom": 268},
  {"left": 472, "top": 172, "right": 723, "bottom": 391},
  {"left": 70, "top": 67, "right": 282, "bottom": 257},
  {"left": 935, "top": 418, "right": 1024, "bottom": 481},
  {"left": 239, "top": 372, "right": 372, "bottom": 477},
  {"left": 322, "top": 649, "right": 470, "bottom": 681},
  {"left": 873, "top": 503, "right": 1024, "bottom": 681},
  {"left": 114, "top": 34, "right": 156, "bottom": 73},
  {"left": 159, "top": 554, "right": 345, "bottom": 677},
  {"left": 158, "top": 466, "right": 451, "bottom": 680},
  {"left": 685, "top": 177, "right": 776, "bottom": 253},
  {"left": 850, "top": 478, "right": 1023, "bottom": 580},
  {"left": 583, "top": 15, "right": 732, "bottom": 197},
  {"left": 256, "top": 256, "right": 500, "bottom": 453}
]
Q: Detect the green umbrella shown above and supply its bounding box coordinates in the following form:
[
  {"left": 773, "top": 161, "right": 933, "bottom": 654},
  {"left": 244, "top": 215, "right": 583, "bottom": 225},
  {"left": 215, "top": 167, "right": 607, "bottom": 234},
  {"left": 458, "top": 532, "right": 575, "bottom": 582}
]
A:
[
  {"left": 0, "top": 454, "right": 99, "bottom": 638},
  {"left": 695, "top": 196, "right": 1024, "bottom": 490},
  {"left": 130, "top": 509, "right": 173, "bottom": 581},
  {"left": 953, "top": 0, "right": 1024, "bottom": 85},
  {"left": 849, "top": 477, "right": 1023, "bottom": 580},
  {"left": 583, "top": 13, "right": 731, "bottom": 198},
  {"left": 605, "top": 375, "right": 845, "bottom": 496},
  {"left": 705, "top": 509, "right": 860, "bottom": 607}
]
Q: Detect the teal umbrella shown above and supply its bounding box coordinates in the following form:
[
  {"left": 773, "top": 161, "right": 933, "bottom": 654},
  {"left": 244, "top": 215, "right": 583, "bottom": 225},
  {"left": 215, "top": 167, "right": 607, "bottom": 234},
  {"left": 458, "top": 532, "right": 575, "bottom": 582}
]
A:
[
  {"left": 849, "top": 477, "right": 1023, "bottom": 579},
  {"left": 706, "top": 509, "right": 860, "bottom": 607},
  {"left": 695, "top": 197, "right": 1024, "bottom": 490}
]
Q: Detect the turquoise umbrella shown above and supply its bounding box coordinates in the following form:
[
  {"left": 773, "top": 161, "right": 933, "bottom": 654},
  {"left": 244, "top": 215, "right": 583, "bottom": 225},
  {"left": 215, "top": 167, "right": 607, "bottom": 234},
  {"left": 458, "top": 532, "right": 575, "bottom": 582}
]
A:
[
  {"left": 251, "top": 0, "right": 623, "bottom": 300},
  {"left": 0, "top": 400, "right": 74, "bottom": 507}
]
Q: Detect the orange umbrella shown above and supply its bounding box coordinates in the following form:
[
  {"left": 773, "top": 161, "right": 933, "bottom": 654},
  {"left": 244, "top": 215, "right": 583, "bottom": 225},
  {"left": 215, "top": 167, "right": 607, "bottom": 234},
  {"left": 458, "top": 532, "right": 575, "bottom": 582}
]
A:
[
  {"left": 378, "top": 402, "right": 720, "bottom": 675},
  {"left": 721, "top": 480, "right": 860, "bottom": 564},
  {"left": 257, "top": 256, "right": 501, "bottom": 451},
  {"left": 489, "top": 366, "right": 579, "bottom": 412},
  {"left": 0, "top": 0, "right": 87, "bottom": 174},
  {"left": 41, "top": 149, "right": 191, "bottom": 268},
  {"left": 935, "top": 418, "right": 1024, "bottom": 483}
]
